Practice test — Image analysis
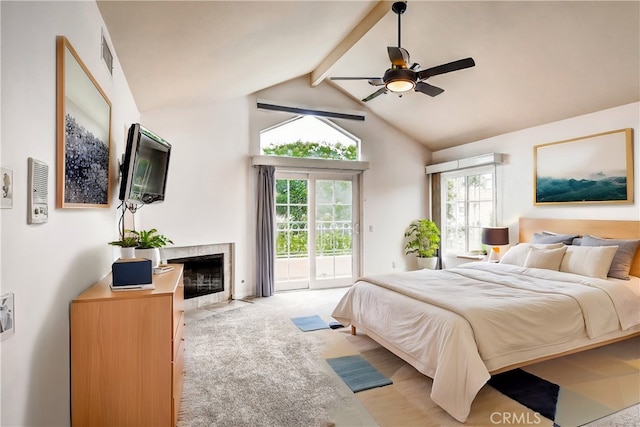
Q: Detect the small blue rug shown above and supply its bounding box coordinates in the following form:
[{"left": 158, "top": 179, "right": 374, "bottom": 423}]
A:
[
  {"left": 290, "top": 315, "right": 329, "bottom": 332},
  {"left": 326, "top": 355, "right": 393, "bottom": 393}
]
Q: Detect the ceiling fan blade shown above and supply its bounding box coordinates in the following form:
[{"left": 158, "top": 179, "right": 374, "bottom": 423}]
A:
[
  {"left": 415, "top": 81, "right": 444, "bottom": 97},
  {"left": 331, "top": 76, "right": 381, "bottom": 81},
  {"left": 417, "top": 57, "right": 475, "bottom": 80},
  {"left": 387, "top": 46, "right": 410, "bottom": 68},
  {"left": 367, "top": 78, "right": 384, "bottom": 86},
  {"left": 362, "top": 87, "right": 387, "bottom": 102}
]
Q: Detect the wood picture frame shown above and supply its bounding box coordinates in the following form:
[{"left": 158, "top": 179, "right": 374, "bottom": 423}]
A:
[
  {"left": 56, "top": 36, "right": 112, "bottom": 208},
  {"left": 533, "top": 128, "right": 634, "bottom": 205}
]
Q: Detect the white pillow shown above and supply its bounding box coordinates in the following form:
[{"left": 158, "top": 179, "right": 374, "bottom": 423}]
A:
[
  {"left": 500, "top": 243, "right": 564, "bottom": 267},
  {"left": 523, "top": 246, "right": 567, "bottom": 271},
  {"left": 559, "top": 245, "right": 619, "bottom": 279}
]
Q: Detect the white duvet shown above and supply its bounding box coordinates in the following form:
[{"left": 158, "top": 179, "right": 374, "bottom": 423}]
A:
[{"left": 331, "top": 262, "right": 640, "bottom": 422}]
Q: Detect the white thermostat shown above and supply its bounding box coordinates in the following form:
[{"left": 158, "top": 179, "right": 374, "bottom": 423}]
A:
[{"left": 28, "top": 157, "right": 48, "bottom": 224}]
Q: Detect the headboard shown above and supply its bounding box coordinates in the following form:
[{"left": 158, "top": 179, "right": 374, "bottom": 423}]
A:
[{"left": 519, "top": 218, "right": 640, "bottom": 278}]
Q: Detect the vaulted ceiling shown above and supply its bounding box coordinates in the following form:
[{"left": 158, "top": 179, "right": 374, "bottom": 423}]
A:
[{"left": 98, "top": 1, "right": 639, "bottom": 151}]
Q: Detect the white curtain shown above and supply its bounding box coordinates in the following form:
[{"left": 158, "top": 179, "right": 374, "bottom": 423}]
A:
[{"left": 255, "top": 165, "right": 275, "bottom": 297}]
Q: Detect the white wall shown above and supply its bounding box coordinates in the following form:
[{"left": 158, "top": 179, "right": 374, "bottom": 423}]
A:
[
  {"left": 136, "top": 97, "right": 253, "bottom": 297},
  {"left": 0, "top": 3, "right": 429, "bottom": 422},
  {"left": 251, "top": 77, "right": 432, "bottom": 274},
  {"left": 139, "top": 76, "right": 431, "bottom": 300},
  {"left": 0, "top": 2, "right": 140, "bottom": 425},
  {"left": 432, "top": 102, "right": 640, "bottom": 267}
]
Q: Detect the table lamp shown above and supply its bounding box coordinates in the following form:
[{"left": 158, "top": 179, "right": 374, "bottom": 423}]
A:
[{"left": 482, "top": 227, "right": 509, "bottom": 262}]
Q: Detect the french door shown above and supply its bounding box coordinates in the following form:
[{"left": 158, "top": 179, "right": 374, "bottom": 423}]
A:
[{"left": 274, "top": 171, "right": 360, "bottom": 291}]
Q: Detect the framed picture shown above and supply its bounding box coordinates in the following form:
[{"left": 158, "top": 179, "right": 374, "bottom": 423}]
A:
[
  {"left": 0, "top": 292, "right": 14, "bottom": 341},
  {"left": 56, "top": 36, "right": 112, "bottom": 208},
  {"left": 534, "top": 129, "right": 634, "bottom": 205},
  {"left": 1, "top": 167, "right": 13, "bottom": 209}
]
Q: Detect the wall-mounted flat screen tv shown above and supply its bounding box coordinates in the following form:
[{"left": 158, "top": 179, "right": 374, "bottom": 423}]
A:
[{"left": 119, "top": 123, "right": 171, "bottom": 205}]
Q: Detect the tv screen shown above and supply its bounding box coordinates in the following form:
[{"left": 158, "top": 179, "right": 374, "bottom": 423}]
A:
[{"left": 119, "top": 123, "right": 171, "bottom": 205}]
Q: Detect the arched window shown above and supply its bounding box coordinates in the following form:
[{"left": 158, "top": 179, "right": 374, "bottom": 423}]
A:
[{"left": 260, "top": 115, "right": 360, "bottom": 161}]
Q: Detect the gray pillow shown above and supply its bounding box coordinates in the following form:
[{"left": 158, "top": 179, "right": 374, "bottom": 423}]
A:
[
  {"left": 580, "top": 234, "right": 640, "bottom": 280},
  {"left": 532, "top": 232, "right": 579, "bottom": 245}
]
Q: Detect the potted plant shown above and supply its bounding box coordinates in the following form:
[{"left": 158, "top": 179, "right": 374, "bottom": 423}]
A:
[
  {"left": 108, "top": 234, "right": 140, "bottom": 259},
  {"left": 130, "top": 228, "right": 173, "bottom": 267},
  {"left": 404, "top": 219, "right": 440, "bottom": 269}
]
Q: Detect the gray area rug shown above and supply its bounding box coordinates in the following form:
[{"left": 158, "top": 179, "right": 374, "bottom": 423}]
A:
[
  {"left": 177, "top": 289, "right": 639, "bottom": 427},
  {"left": 178, "top": 299, "right": 368, "bottom": 427}
]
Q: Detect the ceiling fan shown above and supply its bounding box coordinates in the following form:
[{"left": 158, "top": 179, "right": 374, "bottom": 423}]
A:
[{"left": 331, "top": 1, "right": 475, "bottom": 102}]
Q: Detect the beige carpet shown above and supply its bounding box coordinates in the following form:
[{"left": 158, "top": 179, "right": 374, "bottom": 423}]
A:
[
  {"left": 183, "top": 287, "right": 639, "bottom": 426},
  {"left": 322, "top": 325, "right": 640, "bottom": 426}
]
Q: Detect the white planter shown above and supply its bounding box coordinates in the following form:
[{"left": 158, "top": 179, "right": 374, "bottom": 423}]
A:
[
  {"left": 120, "top": 247, "right": 136, "bottom": 259},
  {"left": 417, "top": 257, "right": 438, "bottom": 270},
  {"left": 136, "top": 248, "right": 161, "bottom": 268}
]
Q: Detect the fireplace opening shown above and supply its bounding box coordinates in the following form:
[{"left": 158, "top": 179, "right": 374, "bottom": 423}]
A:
[{"left": 167, "top": 254, "right": 224, "bottom": 299}]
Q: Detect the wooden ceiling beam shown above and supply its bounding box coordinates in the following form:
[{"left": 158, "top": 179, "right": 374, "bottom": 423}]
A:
[{"left": 310, "top": 0, "right": 392, "bottom": 87}]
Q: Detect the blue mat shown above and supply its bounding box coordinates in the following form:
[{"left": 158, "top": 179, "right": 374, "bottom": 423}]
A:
[
  {"left": 489, "top": 368, "right": 559, "bottom": 423},
  {"left": 290, "top": 315, "right": 329, "bottom": 332},
  {"left": 326, "top": 355, "right": 393, "bottom": 393}
]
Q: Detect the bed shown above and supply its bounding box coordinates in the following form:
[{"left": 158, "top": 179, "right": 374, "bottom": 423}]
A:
[{"left": 331, "top": 218, "right": 640, "bottom": 422}]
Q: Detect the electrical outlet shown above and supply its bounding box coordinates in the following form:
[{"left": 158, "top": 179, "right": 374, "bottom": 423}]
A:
[{"left": 392, "top": 261, "right": 396, "bottom": 269}]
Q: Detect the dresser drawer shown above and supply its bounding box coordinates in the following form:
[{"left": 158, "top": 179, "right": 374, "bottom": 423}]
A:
[
  {"left": 173, "top": 312, "right": 185, "bottom": 362},
  {"left": 172, "top": 278, "right": 184, "bottom": 337},
  {"left": 172, "top": 337, "right": 185, "bottom": 426}
]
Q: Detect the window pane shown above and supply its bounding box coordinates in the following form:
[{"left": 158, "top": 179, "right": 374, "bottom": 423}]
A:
[
  {"left": 442, "top": 167, "right": 495, "bottom": 254},
  {"left": 334, "top": 204, "right": 351, "bottom": 221},
  {"left": 289, "top": 180, "right": 308, "bottom": 204},
  {"left": 290, "top": 205, "right": 307, "bottom": 221},
  {"left": 468, "top": 227, "right": 483, "bottom": 252},
  {"left": 316, "top": 205, "right": 333, "bottom": 221},
  {"left": 275, "top": 180, "right": 288, "bottom": 204},
  {"left": 275, "top": 205, "right": 287, "bottom": 219},
  {"left": 446, "top": 226, "right": 466, "bottom": 253},
  {"left": 478, "top": 200, "right": 494, "bottom": 226},
  {"left": 316, "top": 180, "right": 334, "bottom": 204},
  {"left": 260, "top": 115, "right": 360, "bottom": 160},
  {"left": 289, "top": 230, "right": 308, "bottom": 256},
  {"left": 334, "top": 181, "right": 352, "bottom": 204}
]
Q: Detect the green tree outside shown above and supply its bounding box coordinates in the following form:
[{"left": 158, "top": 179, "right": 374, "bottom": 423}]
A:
[{"left": 263, "top": 140, "right": 357, "bottom": 161}]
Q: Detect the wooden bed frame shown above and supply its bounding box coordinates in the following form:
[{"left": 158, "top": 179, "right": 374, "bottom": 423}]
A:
[{"left": 351, "top": 217, "right": 640, "bottom": 374}]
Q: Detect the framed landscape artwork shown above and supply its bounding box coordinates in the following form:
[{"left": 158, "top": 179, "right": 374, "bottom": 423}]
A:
[
  {"left": 56, "top": 36, "right": 112, "bottom": 208},
  {"left": 534, "top": 129, "right": 634, "bottom": 205}
]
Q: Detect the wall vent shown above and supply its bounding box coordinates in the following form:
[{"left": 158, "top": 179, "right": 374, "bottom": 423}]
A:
[{"left": 101, "top": 29, "right": 113, "bottom": 76}]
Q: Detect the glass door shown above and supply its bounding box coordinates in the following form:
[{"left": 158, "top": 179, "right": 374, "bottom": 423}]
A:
[
  {"left": 274, "top": 172, "right": 359, "bottom": 291},
  {"left": 274, "top": 174, "right": 309, "bottom": 291}
]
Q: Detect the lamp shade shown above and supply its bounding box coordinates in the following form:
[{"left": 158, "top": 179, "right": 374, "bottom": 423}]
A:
[
  {"left": 383, "top": 68, "right": 416, "bottom": 93},
  {"left": 385, "top": 79, "right": 415, "bottom": 93},
  {"left": 481, "top": 227, "right": 509, "bottom": 246}
]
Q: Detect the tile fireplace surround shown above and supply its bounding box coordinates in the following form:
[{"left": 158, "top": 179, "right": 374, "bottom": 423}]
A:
[{"left": 161, "top": 243, "right": 233, "bottom": 311}]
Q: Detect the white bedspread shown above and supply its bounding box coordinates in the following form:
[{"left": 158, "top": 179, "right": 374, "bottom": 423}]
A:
[{"left": 331, "top": 262, "right": 640, "bottom": 422}]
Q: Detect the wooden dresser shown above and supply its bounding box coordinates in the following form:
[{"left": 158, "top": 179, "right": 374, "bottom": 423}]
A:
[{"left": 70, "top": 265, "right": 185, "bottom": 426}]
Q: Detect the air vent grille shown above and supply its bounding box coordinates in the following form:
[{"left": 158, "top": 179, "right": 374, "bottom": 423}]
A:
[{"left": 101, "top": 30, "right": 113, "bottom": 76}]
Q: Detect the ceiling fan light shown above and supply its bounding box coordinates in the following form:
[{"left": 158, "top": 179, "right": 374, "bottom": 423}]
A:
[
  {"left": 383, "top": 67, "right": 416, "bottom": 93},
  {"left": 385, "top": 79, "right": 415, "bottom": 93}
]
